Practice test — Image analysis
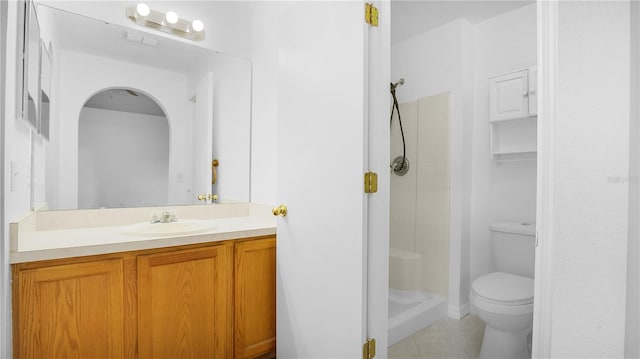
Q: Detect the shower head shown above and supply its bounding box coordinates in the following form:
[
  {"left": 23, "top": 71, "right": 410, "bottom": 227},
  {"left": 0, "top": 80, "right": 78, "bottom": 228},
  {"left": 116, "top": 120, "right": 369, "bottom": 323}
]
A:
[{"left": 390, "top": 78, "right": 405, "bottom": 91}]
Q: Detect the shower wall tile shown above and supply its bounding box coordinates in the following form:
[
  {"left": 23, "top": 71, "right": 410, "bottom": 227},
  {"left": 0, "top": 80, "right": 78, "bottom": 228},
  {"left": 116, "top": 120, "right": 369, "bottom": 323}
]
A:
[
  {"left": 422, "top": 175, "right": 450, "bottom": 190},
  {"left": 435, "top": 160, "right": 448, "bottom": 176},
  {"left": 420, "top": 210, "right": 449, "bottom": 232},
  {"left": 390, "top": 93, "right": 450, "bottom": 296},
  {"left": 422, "top": 188, "right": 450, "bottom": 207},
  {"left": 421, "top": 225, "right": 449, "bottom": 244},
  {"left": 415, "top": 93, "right": 451, "bottom": 297},
  {"left": 416, "top": 240, "right": 450, "bottom": 297},
  {"left": 390, "top": 101, "right": 419, "bottom": 252},
  {"left": 420, "top": 160, "right": 437, "bottom": 176}
]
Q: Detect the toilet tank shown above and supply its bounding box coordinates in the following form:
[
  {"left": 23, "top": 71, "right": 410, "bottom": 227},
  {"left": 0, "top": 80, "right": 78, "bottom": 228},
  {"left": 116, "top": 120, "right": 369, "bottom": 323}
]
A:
[{"left": 490, "top": 221, "right": 536, "bottom": 278}]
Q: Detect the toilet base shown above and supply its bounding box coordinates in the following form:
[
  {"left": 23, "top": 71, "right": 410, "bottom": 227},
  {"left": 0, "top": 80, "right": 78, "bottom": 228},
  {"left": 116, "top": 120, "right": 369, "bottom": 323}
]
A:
[{"left": 479, "top": 324, "right": 531, "bottom": 359}]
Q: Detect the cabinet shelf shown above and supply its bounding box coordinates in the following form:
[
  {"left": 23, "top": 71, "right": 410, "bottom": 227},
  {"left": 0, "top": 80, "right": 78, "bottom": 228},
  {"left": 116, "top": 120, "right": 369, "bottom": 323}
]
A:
[
  {"left": 489, "top": 115, "right": 536, "bottom": 124},
  {"left": 491, "top": 151, "right": 537, "bottom": 162}
]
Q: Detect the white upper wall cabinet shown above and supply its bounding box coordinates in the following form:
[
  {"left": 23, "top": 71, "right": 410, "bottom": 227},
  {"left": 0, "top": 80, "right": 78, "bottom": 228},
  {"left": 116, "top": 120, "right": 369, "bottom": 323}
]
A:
[
  {"left": 489, "top": 67, "right": 537, "bottom": 161},
  {"left": 489, "top": 67, "right": 537, "bottom": 121}
]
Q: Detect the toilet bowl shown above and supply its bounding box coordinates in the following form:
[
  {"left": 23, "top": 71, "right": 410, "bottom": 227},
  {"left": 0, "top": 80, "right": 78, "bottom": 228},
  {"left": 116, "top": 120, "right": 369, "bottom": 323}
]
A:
[{"left": 471, "top": 271, "right": 534, "bottom": 359}]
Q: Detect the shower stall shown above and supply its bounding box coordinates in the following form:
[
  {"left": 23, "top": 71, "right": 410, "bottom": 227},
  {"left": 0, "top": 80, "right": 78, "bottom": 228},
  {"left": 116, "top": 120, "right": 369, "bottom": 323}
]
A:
[{"left": 388, "top": 91, "right": 451, "bottom": 346}]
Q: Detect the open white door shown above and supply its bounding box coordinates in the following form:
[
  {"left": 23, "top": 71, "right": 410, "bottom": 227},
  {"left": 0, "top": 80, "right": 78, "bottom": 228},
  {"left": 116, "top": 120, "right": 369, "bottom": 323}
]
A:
[
  {"left": 276, "top": 2, "right": 369, "bottom": 357},
  {"left": 365, "top": 0, "right": 391, "bottom": 354},
  {"left": 192, "top": 72, "right": 214, "bottom": 203}
]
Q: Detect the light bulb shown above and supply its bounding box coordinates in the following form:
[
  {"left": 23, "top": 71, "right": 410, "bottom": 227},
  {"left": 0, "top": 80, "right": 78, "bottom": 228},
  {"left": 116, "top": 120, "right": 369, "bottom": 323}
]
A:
[
  {"left": 191, "top": 19, "right": 204, "bottom": 32},
  {"left": 135, "top": 3, "right": 150, "bottom": 17},
  {"left": 165, "top": 11, "right": 178, "bottom": 24}
]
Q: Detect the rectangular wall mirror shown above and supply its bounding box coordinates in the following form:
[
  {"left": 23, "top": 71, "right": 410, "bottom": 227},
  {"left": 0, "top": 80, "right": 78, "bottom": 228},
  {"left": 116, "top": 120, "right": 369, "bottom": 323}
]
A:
[{"left": 34, "top": 3, "right": 252, "bottom": 211}]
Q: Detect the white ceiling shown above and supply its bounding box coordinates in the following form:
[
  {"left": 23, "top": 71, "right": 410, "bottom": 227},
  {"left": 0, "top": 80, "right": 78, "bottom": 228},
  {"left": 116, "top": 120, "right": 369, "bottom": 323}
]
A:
[{"left": 391, "top": 0, "right": 534, "bottom": 44}]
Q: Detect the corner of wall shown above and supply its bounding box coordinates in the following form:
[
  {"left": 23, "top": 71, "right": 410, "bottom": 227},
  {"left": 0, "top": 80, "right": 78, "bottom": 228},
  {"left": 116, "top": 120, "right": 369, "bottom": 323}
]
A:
[{"left": 458, "top": 14, "right": 475, "bottom": 309}]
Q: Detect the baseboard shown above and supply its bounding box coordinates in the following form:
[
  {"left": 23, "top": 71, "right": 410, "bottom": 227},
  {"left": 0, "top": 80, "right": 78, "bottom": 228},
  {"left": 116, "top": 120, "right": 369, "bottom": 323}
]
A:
[{"left": 448, "top": 302, "right": 470, "bottom": 319}]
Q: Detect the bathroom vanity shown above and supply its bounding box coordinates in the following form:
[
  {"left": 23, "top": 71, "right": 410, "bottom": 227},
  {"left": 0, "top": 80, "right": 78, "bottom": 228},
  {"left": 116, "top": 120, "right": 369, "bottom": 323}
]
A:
[{"left": 10, "top": 203, "right": 276, "bottom": 359}]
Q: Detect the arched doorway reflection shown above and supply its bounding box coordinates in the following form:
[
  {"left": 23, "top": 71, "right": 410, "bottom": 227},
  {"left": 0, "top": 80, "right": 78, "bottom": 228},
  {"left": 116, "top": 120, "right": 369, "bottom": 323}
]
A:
[{"left": 78, "top": 88, "right": 170, "bottom": 208}]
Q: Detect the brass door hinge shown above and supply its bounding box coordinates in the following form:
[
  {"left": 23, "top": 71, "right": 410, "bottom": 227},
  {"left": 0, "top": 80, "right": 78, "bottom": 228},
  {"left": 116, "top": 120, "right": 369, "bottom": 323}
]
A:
[
  {"left": 365, "top": 3, "right": 379, "bottom": 27},
  {"left": 364, "top": 172, "right": 378, "bottom": 194},
  {"left": 363, "top": 338, "right": 376, "bottom": 359}
]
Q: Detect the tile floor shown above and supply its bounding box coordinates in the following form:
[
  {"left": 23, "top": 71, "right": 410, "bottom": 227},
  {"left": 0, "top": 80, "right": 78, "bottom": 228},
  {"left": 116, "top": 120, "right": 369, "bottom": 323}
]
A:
[{"left": 388, "top": 315, "right": 485, "bottom": 359}]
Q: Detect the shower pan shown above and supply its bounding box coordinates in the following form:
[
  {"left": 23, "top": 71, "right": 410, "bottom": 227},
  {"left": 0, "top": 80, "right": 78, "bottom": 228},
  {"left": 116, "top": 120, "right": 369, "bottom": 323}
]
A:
[{"left": 388, "top": 249, "right": 447, "bottom": 346}]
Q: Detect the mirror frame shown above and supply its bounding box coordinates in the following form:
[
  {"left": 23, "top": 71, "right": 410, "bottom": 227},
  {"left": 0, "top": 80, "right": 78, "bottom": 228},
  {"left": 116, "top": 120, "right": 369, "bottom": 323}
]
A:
[
  {"left": 39, "top": 41, "right": 51, "bottom": 140},
  {"left": 18, "top": 0, "right": 45, "bottom": 137},
  {"left": 15, "top": 0, "right": 27, "bottom": 123}
]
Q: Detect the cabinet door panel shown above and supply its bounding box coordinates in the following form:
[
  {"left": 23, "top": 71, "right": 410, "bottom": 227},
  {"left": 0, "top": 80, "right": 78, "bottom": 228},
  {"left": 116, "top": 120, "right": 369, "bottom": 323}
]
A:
[
  {"left": 137, "top": 244, "right": 232, "bottom": 359},
  {"left": 490, "top": 69, "right": 529, "bottom": 121},
  {"left": 235, "top": 237, "right": 276, "bottom": 359},
  {"left": 17, "top": 259, "right": 125, "bottom": 359}
]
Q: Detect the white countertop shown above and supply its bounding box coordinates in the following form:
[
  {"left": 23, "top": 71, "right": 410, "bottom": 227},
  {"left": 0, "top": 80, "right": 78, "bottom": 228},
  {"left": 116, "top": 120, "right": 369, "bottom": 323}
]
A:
[{"left": 10, "top": 203, "right": 277, "bottom": 264}]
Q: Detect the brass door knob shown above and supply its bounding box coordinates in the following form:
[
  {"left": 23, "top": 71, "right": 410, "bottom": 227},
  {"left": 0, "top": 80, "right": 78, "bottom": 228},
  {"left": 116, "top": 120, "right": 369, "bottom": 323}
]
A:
[
  {"left": 272, "top": 205, "right": 288, "bottom": 217},
  {"left": 198, "top": 194, "right": 207, "bottom": 201}
]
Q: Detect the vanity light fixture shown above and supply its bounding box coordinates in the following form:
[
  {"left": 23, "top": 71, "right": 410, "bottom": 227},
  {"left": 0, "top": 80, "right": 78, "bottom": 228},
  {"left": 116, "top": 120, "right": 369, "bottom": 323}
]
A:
[
  {"left": 126, "top": 3, "right": 205, "bottom": 41},
  {"left": 136, "top": 3, "right": 150, "bottom": 17},
  {"left": 165, "top": 11, "right": 178, "bottom": 25}
]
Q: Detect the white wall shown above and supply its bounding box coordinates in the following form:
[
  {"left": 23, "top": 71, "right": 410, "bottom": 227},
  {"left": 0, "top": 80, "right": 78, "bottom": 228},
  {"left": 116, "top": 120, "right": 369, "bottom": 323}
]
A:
[
  {"left": 4, "top": 2, "right": 32, "bottom": 224},
  {"left": 3, "top": 2, "right": 32, "bottom": 358},
  {"left": 626, "top": 2, "right": 640, "bottom": 356},
  {"left": 392, "top": 20, "right": 469, "bottom": 105},
  {"left": 249, "top": 3, "right": 284, "bottom": 206},
  {"left": 470, "top": 4, "right": 537, "bottom": 282},
  {"left": 49, "top": 50, "right": 192, "bottom": 209},
  {"left": 537, "top": 2, "right": 630, "bottom": 356},
  {"left": 627, "top": 2, "right": 639, "bottom": 356},
  {"left": 0, "top": 1, "right": 9, "bottom": 357},
  {"left": 78, "top": 107, "right": 169, "bottom": 208}
]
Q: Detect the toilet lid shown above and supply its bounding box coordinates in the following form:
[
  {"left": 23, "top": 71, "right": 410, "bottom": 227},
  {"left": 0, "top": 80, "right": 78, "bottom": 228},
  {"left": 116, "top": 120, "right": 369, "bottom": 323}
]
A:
[{"left": 472, "top": 272, "right": 534, "bottom": 305}]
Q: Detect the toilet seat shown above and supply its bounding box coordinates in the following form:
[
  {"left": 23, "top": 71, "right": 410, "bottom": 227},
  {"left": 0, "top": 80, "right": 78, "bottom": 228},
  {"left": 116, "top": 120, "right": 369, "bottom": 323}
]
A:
[
  {"left": 471, "top": 272, "right": 534, "bottom": 315},
  {"left": 472, "top": 272, "right": 533, "bottom": 305}
]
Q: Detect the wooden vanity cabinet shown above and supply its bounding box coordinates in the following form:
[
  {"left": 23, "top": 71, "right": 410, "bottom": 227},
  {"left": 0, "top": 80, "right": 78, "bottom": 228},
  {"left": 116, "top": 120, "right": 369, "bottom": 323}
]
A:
[
  {"left": 13, "top": 258, "right": 127, "bottom": 358},
  {"left": 12, "top": 236, "right": 276, "bottom": 359},
  {"left": 234, "top": 237, "right": 276, "bottom": 359},
  {"left": 138, "top": 243, "right": 233, "bottom": 359}
]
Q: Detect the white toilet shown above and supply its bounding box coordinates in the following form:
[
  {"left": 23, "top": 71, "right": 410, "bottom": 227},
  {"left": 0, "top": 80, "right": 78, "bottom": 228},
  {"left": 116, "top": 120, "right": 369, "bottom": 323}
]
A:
[{"left": 471, "top": 221, "right": 536, "bottom": 359}]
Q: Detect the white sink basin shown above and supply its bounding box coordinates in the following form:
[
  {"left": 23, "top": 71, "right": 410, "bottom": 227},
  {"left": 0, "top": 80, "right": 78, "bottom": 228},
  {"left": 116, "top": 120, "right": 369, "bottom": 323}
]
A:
[{"left": 122, "top": 219, "right": 217, "bottom": 237}]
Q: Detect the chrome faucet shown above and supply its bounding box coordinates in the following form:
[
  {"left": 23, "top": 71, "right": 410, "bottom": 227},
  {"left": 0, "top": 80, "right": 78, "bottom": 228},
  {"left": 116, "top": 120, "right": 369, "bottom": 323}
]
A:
[
  {"left": 161, "top": 211, "right": 171, "bottom": 223},
  {"left": 150, "top": 210, "right": 177, "bottom": 224}
]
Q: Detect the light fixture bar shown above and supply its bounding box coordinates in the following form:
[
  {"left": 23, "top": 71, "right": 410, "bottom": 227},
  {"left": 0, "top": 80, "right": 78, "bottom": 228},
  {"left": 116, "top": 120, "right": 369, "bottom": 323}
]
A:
[{"left": 126, "top": 4, "right": 205, "bottom": 41}]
